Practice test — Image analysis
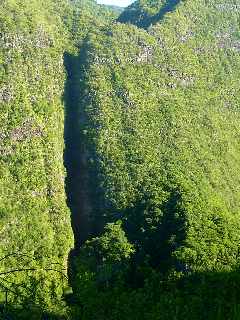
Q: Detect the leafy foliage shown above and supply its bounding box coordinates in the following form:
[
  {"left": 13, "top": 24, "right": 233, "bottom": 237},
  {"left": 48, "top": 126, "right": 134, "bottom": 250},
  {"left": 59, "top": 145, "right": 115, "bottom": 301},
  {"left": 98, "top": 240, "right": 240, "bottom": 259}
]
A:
[
  {"left": 0, "top": 0, "right": 76, "bottom": 314},
  {"left": 2, "top": 0, "right": 240, "bottom": 318},
  {"left": 83, "top": 0, "right": 240, "bottom": 274}
]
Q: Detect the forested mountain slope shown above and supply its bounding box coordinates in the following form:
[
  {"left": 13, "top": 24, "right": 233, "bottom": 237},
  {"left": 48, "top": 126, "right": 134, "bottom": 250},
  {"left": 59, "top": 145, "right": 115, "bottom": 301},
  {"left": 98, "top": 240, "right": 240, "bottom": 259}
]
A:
[
  {"left": 71, "top": 0, "right": 240, "bottom": 318},
  {"left": 83, "top": 0, "right": 240, "bottom": 272},
  {"left": 1, "top": 0, "right": 240, "bottom": 319},
  {"left": 0, "top": 0, "right": 73, "bottom": 315},
  {"left": 0, "top": 0, "right": 117, "bottom": 317}
]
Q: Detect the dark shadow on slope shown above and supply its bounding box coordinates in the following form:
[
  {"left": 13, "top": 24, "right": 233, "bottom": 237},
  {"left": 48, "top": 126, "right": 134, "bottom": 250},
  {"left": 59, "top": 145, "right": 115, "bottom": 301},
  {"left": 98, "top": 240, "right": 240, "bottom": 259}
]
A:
[
  {"left": 63, "top": 49, "right": 92, "bottom": 252},
  {"left": 118, "top": 0, "right": 181, "bottom": 29},
  {"left": 150, "top": 189, "right": 187, "bottom": 271},
  {"left": 156, "top": 269, "right": 240, "bottom": 320},
  {"left": 63, "top": 41, "right": 106, "bottom": 257},
  {"left": 150, "top": 0, "right": 181, "bottom": 27},
  {"left": 76, "top": 269, "right": 240, "bottom": 320},
  {"left": 0, "top": 304, "right": 64, "bottom": 320},
  {"left": 123, "top": 189, "right": 187, "bottom": 288},
  {"left": 2, "top": 269, "right": 240, "bottom": 319},
  {"left": 63, "top": 41, "right": 109, "bottom": 289}
]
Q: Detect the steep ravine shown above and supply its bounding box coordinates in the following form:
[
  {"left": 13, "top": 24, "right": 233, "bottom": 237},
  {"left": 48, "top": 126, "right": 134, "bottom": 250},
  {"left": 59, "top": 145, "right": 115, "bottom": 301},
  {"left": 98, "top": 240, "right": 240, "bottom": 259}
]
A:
[
  {"left": 62, "top": 0, "right": 184, "bottom": 255},
  {"left": 63, "top": 50, "right": 92, "bottom": 251}
]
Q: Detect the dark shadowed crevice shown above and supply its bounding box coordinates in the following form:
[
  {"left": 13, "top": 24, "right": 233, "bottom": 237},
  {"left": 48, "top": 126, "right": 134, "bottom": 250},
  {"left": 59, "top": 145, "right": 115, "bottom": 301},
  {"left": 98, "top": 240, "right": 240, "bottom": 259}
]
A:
[
  {"left": 118, "top": 0, "right": 182, "bottom": 29},
  {"left": 63, "top": 49, "right": 92, "bottom": 252},
  {"left": 63, "top": 43, "right": 107, "bottom": 287}
]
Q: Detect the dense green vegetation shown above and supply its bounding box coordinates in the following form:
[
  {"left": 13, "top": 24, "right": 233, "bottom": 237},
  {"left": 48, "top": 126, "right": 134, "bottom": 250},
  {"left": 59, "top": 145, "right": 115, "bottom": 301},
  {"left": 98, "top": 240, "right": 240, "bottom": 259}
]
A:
[
  {"left": 0, "top": 0, "right": 73, "bottom": 316},
  {"left": 1, "top": 0, "right": 240, "bottom": 319},
  {"left": 85, "top": 0, "right": 240, "bottom": 272},
  {"left": 74, "top": 0, "right": 240, "bottom": 318},
  {"left": 0, "top": 0, "right": 122, "bottom": 317}
]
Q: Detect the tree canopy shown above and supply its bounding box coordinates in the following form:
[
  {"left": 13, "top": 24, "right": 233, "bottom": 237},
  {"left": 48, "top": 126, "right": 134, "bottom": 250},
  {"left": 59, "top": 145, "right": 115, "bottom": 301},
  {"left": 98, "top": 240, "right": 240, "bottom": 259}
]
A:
[{"left": 1, "top": 0, "right": 240, "bottom": 319}]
